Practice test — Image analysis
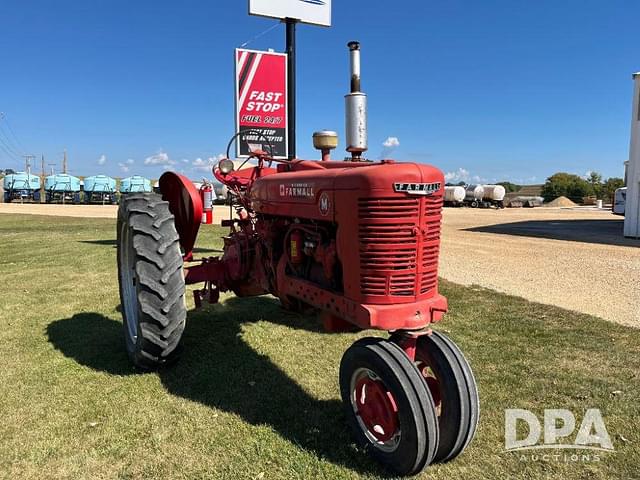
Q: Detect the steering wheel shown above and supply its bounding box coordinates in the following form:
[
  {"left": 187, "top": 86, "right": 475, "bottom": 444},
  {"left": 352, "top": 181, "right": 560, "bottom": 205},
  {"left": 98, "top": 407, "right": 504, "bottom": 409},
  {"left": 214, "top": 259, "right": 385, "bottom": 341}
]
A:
[{"left": 224, "top": 129, "right": 277, "bottom": 168}]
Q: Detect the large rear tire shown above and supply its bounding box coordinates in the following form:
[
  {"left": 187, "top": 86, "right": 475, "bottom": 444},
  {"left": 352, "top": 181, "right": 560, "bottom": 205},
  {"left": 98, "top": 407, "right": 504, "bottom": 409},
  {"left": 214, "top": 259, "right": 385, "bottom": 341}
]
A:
[
  {"left": 340, "top": 338, "right": 439, "bottom": 476},
  {"left": 117, "top": 193, "right": 186, "bottom": 370}
]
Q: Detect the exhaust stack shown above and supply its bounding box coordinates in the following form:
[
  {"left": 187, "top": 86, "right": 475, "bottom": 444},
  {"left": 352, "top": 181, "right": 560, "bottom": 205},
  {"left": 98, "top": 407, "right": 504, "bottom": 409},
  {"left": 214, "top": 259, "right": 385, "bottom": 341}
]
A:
[{"left": 345, "top": 41, "right": 367, "bottom": 160}]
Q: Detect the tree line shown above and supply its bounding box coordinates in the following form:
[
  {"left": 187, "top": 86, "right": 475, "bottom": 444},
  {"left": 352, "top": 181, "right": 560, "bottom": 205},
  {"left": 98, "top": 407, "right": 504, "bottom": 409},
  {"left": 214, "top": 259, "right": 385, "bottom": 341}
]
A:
[
  {"left": 445, "top": 172, "right": 624, "bottom": 204},
  {"left": 541, "top": 172, "right": 624, "bottom": 203}
]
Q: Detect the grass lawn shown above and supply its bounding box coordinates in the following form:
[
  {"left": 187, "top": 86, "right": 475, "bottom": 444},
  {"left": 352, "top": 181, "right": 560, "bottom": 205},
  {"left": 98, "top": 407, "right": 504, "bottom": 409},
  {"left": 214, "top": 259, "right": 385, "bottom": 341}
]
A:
[{"left": 0, "top": 213, "right": 638, "bottom": 479}]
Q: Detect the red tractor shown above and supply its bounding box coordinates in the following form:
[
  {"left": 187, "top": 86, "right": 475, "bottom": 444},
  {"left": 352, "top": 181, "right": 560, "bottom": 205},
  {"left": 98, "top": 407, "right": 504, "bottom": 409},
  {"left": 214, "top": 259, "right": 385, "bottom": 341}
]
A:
[{"left": 116, "top": 43, "right": 478, "bottom": 476}]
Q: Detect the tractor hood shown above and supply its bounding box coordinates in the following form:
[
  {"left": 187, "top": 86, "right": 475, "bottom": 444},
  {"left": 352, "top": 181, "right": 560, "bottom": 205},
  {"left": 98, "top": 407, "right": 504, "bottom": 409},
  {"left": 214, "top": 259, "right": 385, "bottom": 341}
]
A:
[{"left": 249, "top": 160, "right": 444, "bottom": 221}]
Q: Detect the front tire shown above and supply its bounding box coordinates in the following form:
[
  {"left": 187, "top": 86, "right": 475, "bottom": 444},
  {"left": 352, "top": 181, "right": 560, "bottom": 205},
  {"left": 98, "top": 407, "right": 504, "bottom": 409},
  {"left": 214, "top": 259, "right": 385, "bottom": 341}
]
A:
[
  {"left": 117, "top": 193, "right": 186, "bottom": 370},
  {"left": 340, "top": 338, "right": 439, "bottom": 476},
  {"left": 409, "top": 331, "right": 479, "bottom": 463}
]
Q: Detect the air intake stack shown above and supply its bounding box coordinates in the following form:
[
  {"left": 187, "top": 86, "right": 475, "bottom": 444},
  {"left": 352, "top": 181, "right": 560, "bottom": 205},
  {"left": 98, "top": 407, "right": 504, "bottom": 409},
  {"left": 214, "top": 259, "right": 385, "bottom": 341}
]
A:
[{"left": 345, "top": 41, "right": 367, "bottom": 160}]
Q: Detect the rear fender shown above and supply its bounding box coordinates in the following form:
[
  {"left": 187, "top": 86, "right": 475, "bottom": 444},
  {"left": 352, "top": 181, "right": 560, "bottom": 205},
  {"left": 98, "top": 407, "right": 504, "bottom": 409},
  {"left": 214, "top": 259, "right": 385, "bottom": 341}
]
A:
[{"left": 159, "top": 172, "right": 202, "bottom": 261}]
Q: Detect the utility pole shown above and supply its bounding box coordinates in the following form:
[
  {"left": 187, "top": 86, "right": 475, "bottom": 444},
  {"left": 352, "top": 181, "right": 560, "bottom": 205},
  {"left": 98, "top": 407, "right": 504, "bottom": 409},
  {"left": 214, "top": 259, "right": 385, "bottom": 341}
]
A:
[
  {"left": 40, "top": 154, "right": 46, "bottom": 203},
  {"left": 285, "top": 18, "right": 297, "bottom": 159},
  {"left": 23, "top": 154, "right": 36, "bottom": 176},
  {"left": 62, "top": 149, "right": 68, "bottom": 174}
]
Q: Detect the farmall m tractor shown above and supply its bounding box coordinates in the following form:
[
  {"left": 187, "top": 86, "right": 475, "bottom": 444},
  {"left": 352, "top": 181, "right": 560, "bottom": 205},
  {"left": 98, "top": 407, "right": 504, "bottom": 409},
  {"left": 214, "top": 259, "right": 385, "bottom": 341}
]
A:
[{"left": 116, "top": 42, "right": 479, "bottom": 476}]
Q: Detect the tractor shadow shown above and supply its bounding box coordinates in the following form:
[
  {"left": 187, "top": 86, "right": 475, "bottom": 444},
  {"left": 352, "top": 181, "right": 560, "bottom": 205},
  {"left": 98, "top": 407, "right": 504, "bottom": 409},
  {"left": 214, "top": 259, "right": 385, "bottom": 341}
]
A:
[
  {"left": 465, "top": 218, "right": 640, "bottom": 247},
  {"left": 79, "top": 239, "right": 118, "bottom": 247},
  {"left": 46, "top": 296, "right": 385, "bottom": 476}
]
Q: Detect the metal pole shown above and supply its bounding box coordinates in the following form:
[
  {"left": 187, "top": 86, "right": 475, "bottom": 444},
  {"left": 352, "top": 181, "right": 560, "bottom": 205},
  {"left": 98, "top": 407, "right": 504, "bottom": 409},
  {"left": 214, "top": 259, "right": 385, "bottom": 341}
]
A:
[{"left": 285, "top": 18, "right": 297, "bottom": 159}]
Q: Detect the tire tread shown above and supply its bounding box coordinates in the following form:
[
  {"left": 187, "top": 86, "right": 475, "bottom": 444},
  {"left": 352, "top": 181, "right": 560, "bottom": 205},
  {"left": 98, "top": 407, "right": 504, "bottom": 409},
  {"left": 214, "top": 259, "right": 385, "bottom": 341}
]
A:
[{"left": 117, "top": 193, "right": 186, "bottom": 370}]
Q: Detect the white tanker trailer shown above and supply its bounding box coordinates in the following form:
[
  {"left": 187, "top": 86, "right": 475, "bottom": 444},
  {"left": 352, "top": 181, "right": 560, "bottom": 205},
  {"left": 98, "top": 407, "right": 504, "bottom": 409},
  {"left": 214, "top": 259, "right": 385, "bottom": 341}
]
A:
[
  {"left": 444, "top": 184, "right": 506, "bottom": 208},
  {"left": 444, "top": 186, "right": 466, "bottom": 206},
  {"left": 481, "top": 184, "right": 506, "bottom": 208},
  {"left": 464, "top": 185, "right": 485, "bottom": 208}
]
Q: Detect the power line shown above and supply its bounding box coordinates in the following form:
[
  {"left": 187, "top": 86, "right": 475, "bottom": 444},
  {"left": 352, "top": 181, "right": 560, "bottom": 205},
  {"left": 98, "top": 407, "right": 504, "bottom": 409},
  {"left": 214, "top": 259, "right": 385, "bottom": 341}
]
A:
[
  {"left": 0, "top": 141, "right": 21, "bottom": 162},
  {"left": 0, "top": 125, "right": 23, "bottom": 158},
  {"left": 240, "top": 22, "right": 280, "bottom": 48},
  {"left": 0, "top": 123, "right": 23, "bottom": 155},
  {"left": 0, "top": 112, "right": 27, "bottom": 154},
  {"left": 0, "top": 112, "right": 28, "bottom": 168},
  {"left": 0, "top": 137, "right": 22, "bottom": 159}
]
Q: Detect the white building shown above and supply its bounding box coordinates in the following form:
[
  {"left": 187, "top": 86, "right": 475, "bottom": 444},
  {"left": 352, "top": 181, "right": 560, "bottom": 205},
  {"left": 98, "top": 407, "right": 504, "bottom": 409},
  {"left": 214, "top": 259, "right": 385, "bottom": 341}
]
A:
[{"left": 623, "top": 73, "right": 640, "bottom": 238}]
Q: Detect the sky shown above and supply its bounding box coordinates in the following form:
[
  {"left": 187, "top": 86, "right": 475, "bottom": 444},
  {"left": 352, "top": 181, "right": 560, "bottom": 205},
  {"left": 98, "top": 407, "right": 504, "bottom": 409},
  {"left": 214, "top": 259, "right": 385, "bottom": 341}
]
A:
[{"left": 0, "top": 0, "right": 638, "bottom": 184}]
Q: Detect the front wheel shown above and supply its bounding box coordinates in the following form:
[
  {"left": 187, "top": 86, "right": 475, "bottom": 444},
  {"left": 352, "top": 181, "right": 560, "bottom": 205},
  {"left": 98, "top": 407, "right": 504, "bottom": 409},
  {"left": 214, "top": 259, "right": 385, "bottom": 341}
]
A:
[
  {"left": 339, "top": 338, "right": 439, "bottom": 476},
  {"left": 403, "top": 330, "right": 479, "bottom": 463},
  {"left": 117, "top": 193, "right": 187, "bottom": 370}
]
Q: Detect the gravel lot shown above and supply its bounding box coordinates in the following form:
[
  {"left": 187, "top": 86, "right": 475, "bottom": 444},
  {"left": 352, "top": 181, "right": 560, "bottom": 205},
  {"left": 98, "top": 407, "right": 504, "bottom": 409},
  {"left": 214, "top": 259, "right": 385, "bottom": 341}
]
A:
[
  {"left": 0, "top": 203, "right": 118, "bottom": 218},
  {"left": 2, "top": 202, "right": 638, "bottom": 327},
  {"left": 440, "top": 207, "right": 639, "bottom": 327}
]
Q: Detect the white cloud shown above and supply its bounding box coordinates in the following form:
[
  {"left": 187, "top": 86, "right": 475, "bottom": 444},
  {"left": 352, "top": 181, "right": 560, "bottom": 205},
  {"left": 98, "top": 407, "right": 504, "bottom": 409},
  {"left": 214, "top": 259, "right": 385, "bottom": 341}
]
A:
[
  {"left": 144, "top": 150, "right": 175, "bottom": 166},
  {"left": 97, "top": 154, "right": 107, "bottom": 166},
  {"left": 118, "top": 162, "right": 130, "bottom": 173},
  {"left": 192, "top": 157, "right": 208, "bottom": 168},
  {"left": 379, "top": 137, "right": 401, "bottom": 159},
  {"left": 382, "top": 137, "right": 400, "bottom": 148},
  {"left": 181, "top": 159, "right": 190, "bottom": 164},
  {"left": 192, "top": 154, "right": 225, "bottom": 172},
  {"left": 126, "top": 158, "right": 134, "bottom": 165},
  {"left": 444, "top": 168, "right": 471, "bottom": 183},
  {"left": 444, "top": 168, "right": 488, "bottom": 185}
]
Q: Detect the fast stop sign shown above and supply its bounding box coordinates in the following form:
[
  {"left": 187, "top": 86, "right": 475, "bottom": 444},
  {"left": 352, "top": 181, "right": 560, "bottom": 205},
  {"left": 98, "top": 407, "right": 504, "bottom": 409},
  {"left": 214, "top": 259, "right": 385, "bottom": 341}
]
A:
[{"left": 235, "top": 48, "right": 288, "bottom": 158}]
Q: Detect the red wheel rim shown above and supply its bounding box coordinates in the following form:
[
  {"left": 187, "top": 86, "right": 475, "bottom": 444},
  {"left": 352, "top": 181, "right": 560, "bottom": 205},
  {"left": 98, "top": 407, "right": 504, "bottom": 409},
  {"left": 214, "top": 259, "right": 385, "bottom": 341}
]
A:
[
  {"left": 416, "top": 358, "right": 443, "bottom": 413},
  {"left": 351, "top": 368, "right": 400, "bottom": 449}
]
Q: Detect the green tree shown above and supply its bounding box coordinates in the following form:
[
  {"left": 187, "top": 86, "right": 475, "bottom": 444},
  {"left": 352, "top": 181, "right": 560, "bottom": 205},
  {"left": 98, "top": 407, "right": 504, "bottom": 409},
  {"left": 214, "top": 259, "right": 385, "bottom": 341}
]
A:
[
  {"left": 497, "top": 181, "right": 521, "bottom": 193},
  {"left": 588, "top": 171, "right": 604, "bottom": 199},
  {"left": 541, "top": 172, "right": 594, "bottom": 203},
  {"left": 602, "top": 177, "right": 624, "bottom": 201}
]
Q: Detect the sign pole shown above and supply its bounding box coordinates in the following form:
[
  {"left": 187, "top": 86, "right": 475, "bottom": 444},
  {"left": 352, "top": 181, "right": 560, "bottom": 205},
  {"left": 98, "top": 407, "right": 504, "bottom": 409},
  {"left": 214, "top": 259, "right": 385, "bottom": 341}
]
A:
[{"left": 285, "top": 18, "right": 297, "bottom": 159}]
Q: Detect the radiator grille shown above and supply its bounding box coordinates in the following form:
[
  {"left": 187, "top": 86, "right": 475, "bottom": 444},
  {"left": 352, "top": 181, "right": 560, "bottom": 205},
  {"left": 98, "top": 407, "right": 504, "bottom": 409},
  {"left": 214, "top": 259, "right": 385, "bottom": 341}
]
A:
[{"left": 358, "top": 196, "right": 442, "bottom": 298}]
